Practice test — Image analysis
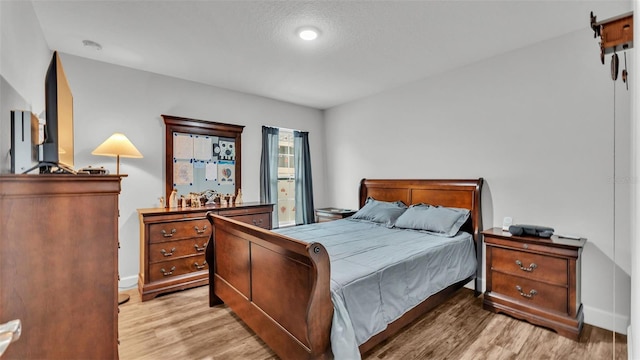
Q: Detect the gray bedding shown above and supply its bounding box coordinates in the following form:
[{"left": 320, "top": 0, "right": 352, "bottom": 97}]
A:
[{"left": 274, "top": 218, "right": 477, "bottom": 359}]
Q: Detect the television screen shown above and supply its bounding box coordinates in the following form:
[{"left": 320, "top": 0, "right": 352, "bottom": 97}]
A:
[{"left": 43, "top": 51, "right": 74, "bottom": 169}]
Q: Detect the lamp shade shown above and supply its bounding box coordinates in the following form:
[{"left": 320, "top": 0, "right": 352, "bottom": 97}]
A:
[
  {"left": 91, "top": 132, "right": 143, "bottom": 175},
  {"left": 92, "top": 133, "right": 143, "bottom": 158}
]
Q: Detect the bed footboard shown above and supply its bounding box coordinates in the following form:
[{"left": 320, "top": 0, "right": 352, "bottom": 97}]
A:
[{"left": 206, "top": 214, "right": 333, "bottom": 360}]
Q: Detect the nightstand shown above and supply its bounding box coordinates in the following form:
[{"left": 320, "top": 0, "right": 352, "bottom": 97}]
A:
[
  {"left": 315, "top": 207, "right": 356, "bottom": 223},
  {"left": 482, "top": 227, "right": 586, "bottom": 340}
]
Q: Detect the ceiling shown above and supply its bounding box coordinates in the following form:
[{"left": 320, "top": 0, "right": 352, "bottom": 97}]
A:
[{"left": 31, "top": 0, "right": 631, "bottom": 110}]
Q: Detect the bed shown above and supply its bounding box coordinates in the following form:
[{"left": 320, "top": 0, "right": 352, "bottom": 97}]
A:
[{"left": 205, "top": 178, "right": 483, "bottom": 359}]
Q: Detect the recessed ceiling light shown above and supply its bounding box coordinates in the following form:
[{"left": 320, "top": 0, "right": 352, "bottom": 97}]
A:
[
  {"left": 82, "top": 39, "right": 102, "bottom": 51},
  {"left": 298, "top": 27, "right": 319, "bottom": 41}
]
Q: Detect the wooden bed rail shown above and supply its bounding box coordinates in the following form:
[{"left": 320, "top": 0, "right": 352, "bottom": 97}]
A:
[{"left": 206, "top": 214, "right": 333, "bottom": 359}]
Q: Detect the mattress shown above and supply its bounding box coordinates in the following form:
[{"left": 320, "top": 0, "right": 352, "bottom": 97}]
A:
[{"left": 274, "top": 219, "right": 477, "bottom": 359}]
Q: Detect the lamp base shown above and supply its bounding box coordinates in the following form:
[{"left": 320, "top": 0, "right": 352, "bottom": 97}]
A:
[{"left": 118, "top": 293, "right": 130, "bottom": 305}]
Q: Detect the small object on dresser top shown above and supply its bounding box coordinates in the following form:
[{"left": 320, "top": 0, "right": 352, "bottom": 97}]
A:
[
  {"left": 508, "top": 224, "right": 554, "bottom": 238},
  {"left": 502, "top": 216, "right": 513, "bottom": 231},
  {"left": 557, "top": 234, "right": 582, "bottom": 240},
  {"left": 78, "top": 166, "right": 109, "bottom": 175},
  {"left": 169, "top": 188, "right": 178, "bottom": 208}
]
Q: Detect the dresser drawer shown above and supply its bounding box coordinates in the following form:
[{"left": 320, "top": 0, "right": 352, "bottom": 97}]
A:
[
  {"left": 149, "top": 238, "right": 208, "bottom": 263},
  {"left": 491, "top": 247, "right": 568, "bottom": 285},
  {"left": 492, "top": 271, "right": 568, "bottom": 315},
  {"left": 148, "top": 219, "right": 211, "bottom": 243},
  {"left": 228, "top": 213, "right": 271, "bottom": 229},
  {"left": 148, "top": 255, "right": 208, "bottom": 282}
]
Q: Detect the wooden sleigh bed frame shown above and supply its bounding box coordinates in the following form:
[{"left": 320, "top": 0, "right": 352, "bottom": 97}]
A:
[{"left": 205, "top": 179, "right": 483, "bottom": 359}]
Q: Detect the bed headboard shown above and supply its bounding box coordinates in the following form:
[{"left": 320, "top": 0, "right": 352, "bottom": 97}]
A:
[
  {"left": 359, "top": 178, "right": 484, "bottom": 295},
  {"left": 359, "top": 178, "right": 484, "bottom": 242}
]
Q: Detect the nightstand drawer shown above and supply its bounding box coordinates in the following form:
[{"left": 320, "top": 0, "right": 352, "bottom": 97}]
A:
[
  {"left": 149, "top": 255, "right": 208, "bottom": 282},
  {"left": 149, "top": 219, "right": 211, "bottom": 243},
  {"left": 492, "top": 271, "right": 568, "bottom": 315},
  {"left": 491, "top": 247, "right": 568, "bottom": 285},
  {"left": 149, "top": 238, "right": 208, "bottom": 263}
]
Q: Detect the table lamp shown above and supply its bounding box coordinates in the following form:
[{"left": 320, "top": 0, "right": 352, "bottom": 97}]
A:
[
  {"left": 91, "top": 132, "right": 143, "bottom": 175},
  {"left": 92, "top": 132, "right": 143, "bottom": 305}
]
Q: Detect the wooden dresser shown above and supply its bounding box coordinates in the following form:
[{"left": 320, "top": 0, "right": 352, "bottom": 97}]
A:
[
  {"left": 0, "top": 175, "right": 122, "bottom": 359},
  {"left": 138, "top": 202, "right": 273, "bottom": 301},
  {"left": 483, "top": 227, "right": 585, "bottom": 340}
]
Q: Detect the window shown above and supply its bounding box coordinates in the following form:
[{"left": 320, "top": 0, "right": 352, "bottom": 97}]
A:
[
  {"left": 277, "top": 129, "right": 295, "bottom": 227},
  {"left": 261, "top": 126, "right": 314, "bottom": 228}
]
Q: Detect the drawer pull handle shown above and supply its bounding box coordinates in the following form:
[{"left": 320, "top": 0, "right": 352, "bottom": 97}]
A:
[
  {"left": 161, "top": 229, "right": 177, "bottom": 237},
  {"left": 515, "top": 260, "right": 537, "bottom": 272},
  {"left": 160, "top": 266, "right": 176, "bottom": 276},
  {"left": 194, "top": 243, "right": 206, "bottom": 252},
  {"left": 160, "top": 247, "right": 176, "bottom": 257},
  {"left": 194, "top": 261, "right": 207, "bottom": 270},
  {"left": 515, "top": 285, "right": 537, "bottom": 298},
  {"left": 252, "top": 219, "right": 263, "bottom": 226},
  {"left": 194, "top": 225, "right": 208, "bottom": 234}
]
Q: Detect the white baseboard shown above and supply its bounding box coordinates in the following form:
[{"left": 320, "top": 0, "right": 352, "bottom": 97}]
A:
[
  {"left": 118, "top": 274, "right": 138, "bottom": 290},
  {"left": 583, "top": 304, "right": 629, "bottom": 335}
]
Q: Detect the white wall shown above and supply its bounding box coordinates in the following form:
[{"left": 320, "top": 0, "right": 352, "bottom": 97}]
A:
[
  {"left": 0, "top": 1, "right": 49, "bottom": 110},
  {"left": 324, "top": 28, "right": 631, "bottom": 333},
  {"left": 0, "top": 1, "right": 51, "bottom": 173},
  {"left": 0, "top": 2, "right": 326, "bottom": 290},
  {"left": 630, "top": 1, "right": 639, "bottom": 357},
  {"left": 60, "top": 54, "right": 326, "bottom": 287}
]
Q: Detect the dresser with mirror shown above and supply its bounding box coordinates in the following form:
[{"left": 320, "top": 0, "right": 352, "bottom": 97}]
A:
[{"left": 138, "top": 115, "right": 273, "bottom": 301}]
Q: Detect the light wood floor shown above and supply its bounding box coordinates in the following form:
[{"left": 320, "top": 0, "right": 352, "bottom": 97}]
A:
[{"left": 118, "top": 286, "right": 627, "bottom": 359}]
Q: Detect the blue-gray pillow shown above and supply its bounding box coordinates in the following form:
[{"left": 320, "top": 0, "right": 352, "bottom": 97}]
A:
[
  {"left": 395, "top": 204, "right": 470, "bottom": 237},
  {"left": 350, "top": 198, "right": 408, "bottom": 228}
]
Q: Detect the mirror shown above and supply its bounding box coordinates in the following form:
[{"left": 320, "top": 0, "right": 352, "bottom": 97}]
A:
[{"left": 162, "top": 115, "right": 243, "bottom": 207}]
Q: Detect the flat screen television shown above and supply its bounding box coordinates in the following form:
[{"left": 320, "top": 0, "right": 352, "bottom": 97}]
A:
[{"left": 40, "top": 51, "right": 74, "bottom": 173}]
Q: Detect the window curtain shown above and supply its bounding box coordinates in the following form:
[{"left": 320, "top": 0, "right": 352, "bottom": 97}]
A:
[
  {"left": 294, "top": 131, "right": 315, "bottom": 225},
  {"left": 260, "top": 126, "right": 279, "bottom": 228}
]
